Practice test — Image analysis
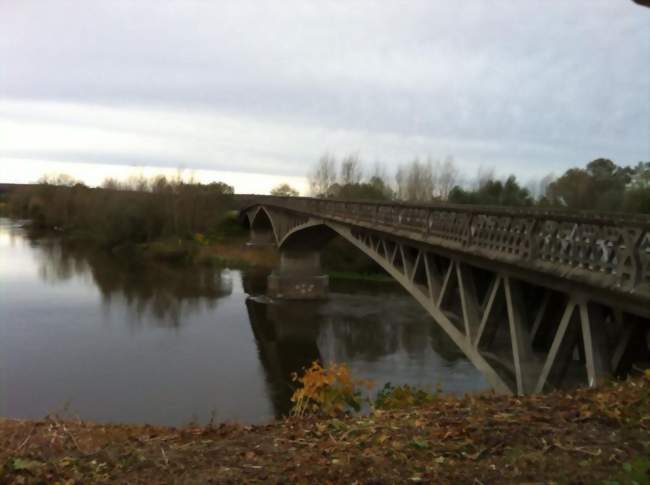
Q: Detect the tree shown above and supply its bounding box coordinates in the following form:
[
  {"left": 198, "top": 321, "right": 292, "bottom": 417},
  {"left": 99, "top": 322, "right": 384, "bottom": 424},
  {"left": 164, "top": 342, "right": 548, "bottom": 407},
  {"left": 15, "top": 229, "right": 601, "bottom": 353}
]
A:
[
  {"left": 501, "top": 176, "right": 533, "bottom": 206},
  {"left": 308, "top": 153, "right": 337, "bottom": 197},
  {"left": 337, "top": 182, "right": 391, "bottom": 200},
  {"left": 448, "top": 175, "right": 532, "bottom": 207},
  {"left": 586, "top": 158, "right": 631, "bottom": 210},
  {"left": 475, "top": 165, "right": 495, "bottom": 191},
  {"left": 437, "top": 156, "right": 458, "bottom": 200},
  {"left": 395, "top": 166, "right": 405, "bottom": 200},
  {"left": 547, "top": 168, "right": 593, "bottom": 210},
  {"left": 368, "top": 175, "right": 394, "bottom": 200},
  {"left": 546, "top": 158, "right": 631, "bottom": 211},
  {"left": 623, "top": 186, "right": 650, "bottom": 213},
  {"left": 628, "top": 162, "right": 650, "bottom": 189},
  {"left": 368, "top": 162, "right": 394, "bottom": 199},
  {"left": 339, "top": 153, "right": 363, "bottom": 185},
  {"left": 102, "top": 178, "right": 120, "bottom": 190},
  {"left": 270, "top": 183, "right": 299, "bottom": 197},
  {"left": 623, "top": 161, "right": 650, "bottom": 213},
  {"left": 206, "top": 181, "right": 234, "bottom": 195},
  {"left": 38, "top": 173, "right": 79, "bottom": 187},
  {"left": 395, "top": 158, "right": 435, "bottom": 202},
  {"left": 448, "top": 186, "right": 474, "bottom": 205}
]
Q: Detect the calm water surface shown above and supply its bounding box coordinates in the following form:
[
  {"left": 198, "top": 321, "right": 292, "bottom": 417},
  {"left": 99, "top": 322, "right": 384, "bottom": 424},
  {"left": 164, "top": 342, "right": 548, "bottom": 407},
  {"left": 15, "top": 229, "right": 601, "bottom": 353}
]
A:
[{"left": 0, "top": 218, "right": 487, "bottom": 425}]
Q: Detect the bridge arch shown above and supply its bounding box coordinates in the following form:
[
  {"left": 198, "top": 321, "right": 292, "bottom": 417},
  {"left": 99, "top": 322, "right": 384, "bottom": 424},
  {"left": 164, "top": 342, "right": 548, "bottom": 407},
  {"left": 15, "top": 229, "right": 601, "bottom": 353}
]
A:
[
  {"left": 278, "top": 222, "right": 337, "bottom": 251},
  {"left": 247, "top": 206, "right": 279, "bottom": 245}
]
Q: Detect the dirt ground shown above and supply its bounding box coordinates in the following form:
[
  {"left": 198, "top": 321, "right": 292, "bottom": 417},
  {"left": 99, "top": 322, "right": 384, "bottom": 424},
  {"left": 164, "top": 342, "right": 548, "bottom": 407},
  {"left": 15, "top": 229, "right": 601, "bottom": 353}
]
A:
[{"left": 1, "top": 374, "right": 648, "bottom": 484}]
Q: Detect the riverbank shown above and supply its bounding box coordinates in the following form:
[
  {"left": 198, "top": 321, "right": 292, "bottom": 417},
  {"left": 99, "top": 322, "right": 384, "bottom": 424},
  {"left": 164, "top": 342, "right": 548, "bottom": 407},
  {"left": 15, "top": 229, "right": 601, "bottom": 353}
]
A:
[
  {"left": 9, "top": 216, "right": 392, "bottom": 280},
  {"left": 12, "top": 213, "right": 277, "bottom": 270},
  {"left": 1, "top": 375, "right": 647, "bottom": 484}
]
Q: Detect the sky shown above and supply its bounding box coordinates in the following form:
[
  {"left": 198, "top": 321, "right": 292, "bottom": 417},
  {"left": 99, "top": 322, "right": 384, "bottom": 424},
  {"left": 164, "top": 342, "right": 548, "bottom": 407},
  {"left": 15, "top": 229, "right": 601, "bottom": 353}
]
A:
[{"left": 1, "top": 1, "right": 648, "bottom": 195}]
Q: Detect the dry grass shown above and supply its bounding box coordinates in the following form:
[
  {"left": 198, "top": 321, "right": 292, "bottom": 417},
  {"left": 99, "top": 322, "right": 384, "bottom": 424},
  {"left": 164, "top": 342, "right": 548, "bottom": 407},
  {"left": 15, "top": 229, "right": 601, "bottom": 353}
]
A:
[{"left": 195, "top": 241, "right": 279, "bottom": 269}]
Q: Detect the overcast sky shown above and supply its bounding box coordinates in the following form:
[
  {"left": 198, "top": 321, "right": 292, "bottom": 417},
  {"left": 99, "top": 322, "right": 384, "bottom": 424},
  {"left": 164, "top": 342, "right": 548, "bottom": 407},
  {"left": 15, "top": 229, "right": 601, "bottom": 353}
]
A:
[{"left": 1, "top": 1, "right": 648, "bottom": 194}]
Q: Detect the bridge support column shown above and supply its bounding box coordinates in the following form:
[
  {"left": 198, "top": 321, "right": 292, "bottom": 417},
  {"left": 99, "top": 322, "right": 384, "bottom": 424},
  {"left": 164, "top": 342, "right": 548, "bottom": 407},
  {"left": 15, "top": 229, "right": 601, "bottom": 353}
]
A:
[
  {"left": 268, "top": 250, "right": 329, "bottom": 299},
  {"left": 247, "top": 228, "right": 275, "bottom": 246}
]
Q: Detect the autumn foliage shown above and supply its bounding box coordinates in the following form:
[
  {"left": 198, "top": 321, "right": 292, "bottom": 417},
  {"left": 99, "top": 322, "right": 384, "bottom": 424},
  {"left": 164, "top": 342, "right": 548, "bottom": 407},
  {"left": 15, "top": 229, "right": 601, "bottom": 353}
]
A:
[{"left": 290, "top": 361, "right": 373, "bottom": 417}]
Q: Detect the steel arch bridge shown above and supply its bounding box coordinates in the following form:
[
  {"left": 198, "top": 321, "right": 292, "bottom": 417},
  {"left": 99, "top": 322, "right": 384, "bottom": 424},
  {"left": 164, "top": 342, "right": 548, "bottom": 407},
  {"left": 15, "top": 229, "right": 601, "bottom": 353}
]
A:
[{"left": 237, "top": 195, "right": 650, "bottom": 395}]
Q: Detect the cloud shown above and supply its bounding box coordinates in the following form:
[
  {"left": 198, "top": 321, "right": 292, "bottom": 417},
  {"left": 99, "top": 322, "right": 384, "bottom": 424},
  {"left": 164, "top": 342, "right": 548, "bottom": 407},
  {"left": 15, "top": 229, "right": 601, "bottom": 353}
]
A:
[
  {"left": 0, "top": 98, "right": 578, "bottom": 179},
  {"left": 0, "top": 0, "right": 648, "bottom": 189}
]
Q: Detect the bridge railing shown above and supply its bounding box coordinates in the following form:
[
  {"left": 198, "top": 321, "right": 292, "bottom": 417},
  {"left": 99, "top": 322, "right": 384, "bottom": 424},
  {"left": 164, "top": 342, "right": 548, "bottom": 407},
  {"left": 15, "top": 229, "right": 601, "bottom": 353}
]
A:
[{"left": 236, "top": 195, "right": 650, "bottom": 297}]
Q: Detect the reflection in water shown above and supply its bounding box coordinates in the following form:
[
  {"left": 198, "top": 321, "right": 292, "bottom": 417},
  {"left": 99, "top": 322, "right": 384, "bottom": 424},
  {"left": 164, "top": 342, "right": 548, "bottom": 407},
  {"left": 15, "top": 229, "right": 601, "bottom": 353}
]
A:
[
  {"left": 247, "top": 299, "right": 322, "bottom": 417},
  {"left": 1, "top": 218, "right": 488, "bottom": 425},
  {"left": 246, "top": 293, "right": 486, "bottom": 419},
  {"left": 33, "top": 239, "right": 233, "bottom": 327}
]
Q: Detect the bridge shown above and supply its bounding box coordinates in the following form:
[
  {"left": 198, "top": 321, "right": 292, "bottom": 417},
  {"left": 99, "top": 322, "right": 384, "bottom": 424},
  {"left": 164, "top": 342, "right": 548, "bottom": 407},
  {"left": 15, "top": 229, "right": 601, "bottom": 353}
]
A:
[{"left": 237, "top": 195, "right": 650, "bottom": 395}]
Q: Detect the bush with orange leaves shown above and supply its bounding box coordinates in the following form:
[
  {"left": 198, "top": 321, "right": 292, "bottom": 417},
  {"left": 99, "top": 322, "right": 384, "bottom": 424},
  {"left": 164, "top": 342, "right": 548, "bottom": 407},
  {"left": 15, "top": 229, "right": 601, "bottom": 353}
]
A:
[{"left": 290, "top": 361, "right": 374, "bottom": 417}]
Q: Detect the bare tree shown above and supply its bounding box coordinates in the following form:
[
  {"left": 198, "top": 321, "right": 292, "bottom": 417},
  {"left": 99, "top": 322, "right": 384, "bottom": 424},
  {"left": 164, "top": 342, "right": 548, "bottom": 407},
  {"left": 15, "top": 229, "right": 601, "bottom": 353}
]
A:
[
  {"left": 102, "top": 177, "right": 120, "bottom": 190},
  {"left": 395, "top": 165, "right": 405, "bottom": 200},
  {"left": 429, "top": 157, "right": 440, "bottom": 199},
  {"left": 308, "top": 153, "right": 338, "bottom": 197},
  {"left": 411, "top": 158, "right": 434, "bottom": 201},
  {"left": 126, "top": 174, "right": 150, "bottom": 192},
  {"left": 438, "top": 156, "right": 458, "bottom": 200},
  {"left": 340, "top": 153, "right": 363, "bottom": 185},
  {"left": 395, "top": 158, "right": 435, "bottom": 202},
  {"left": 38, "top": 173, "right": 79, "bottom": 187}
]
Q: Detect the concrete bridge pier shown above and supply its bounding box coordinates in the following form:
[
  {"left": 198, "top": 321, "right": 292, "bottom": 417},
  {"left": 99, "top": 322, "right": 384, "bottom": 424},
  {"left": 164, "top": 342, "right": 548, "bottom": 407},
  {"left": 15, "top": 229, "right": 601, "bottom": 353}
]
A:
[
  {"left": 247, "top": 227, "right": 275, "bottom": 246},
  {"left": 267, "top": 249, "right": 329, "bottom": 299}
]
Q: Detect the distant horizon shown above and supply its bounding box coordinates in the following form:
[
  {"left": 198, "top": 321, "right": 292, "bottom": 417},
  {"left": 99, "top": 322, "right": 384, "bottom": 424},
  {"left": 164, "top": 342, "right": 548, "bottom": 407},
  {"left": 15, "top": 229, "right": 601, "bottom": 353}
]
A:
[
  {"left": 1, "top": 153, "right": 648, "bottom": 197},
  {"left": 0, "top": 158, "right": 311, "bottom": 195}
]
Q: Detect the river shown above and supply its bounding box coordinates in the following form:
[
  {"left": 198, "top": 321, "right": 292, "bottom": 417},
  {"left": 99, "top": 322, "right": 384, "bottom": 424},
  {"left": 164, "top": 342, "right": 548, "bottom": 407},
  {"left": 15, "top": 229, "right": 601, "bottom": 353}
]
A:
[{"left": 0, "top": 218, "right": 487, "bottom": 425}]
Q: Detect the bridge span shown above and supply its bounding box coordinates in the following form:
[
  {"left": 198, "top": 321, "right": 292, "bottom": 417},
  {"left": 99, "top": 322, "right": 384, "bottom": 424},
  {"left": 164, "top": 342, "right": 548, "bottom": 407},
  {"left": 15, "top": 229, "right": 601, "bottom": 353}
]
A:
[{"left": 237, "top": 195, "right": 650, "bottom": 395}]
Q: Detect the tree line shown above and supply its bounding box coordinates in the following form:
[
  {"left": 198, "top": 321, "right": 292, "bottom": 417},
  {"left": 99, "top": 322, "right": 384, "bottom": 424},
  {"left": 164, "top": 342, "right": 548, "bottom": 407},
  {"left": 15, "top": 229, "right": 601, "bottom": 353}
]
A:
[
  {"left": 303, "top": 154, "right": 650, "bottom": 213},
  {"left": 7, "top": 173, "right": 235, "bottom": 248}
]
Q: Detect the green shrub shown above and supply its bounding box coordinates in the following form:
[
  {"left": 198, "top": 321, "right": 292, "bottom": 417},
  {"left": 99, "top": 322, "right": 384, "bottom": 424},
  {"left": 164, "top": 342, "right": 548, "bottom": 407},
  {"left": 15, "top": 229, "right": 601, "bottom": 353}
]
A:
[{"left": 374, "top": 383, "right": 441, "bottom": 410}]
